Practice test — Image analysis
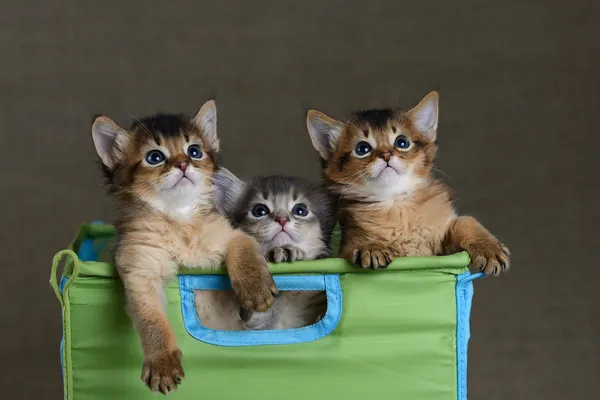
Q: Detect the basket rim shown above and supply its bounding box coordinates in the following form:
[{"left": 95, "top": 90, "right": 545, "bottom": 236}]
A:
[{"left": 62, "top": 223, "right": 472, "bottom": 278}]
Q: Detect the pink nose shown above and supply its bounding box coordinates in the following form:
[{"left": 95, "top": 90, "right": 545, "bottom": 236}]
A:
[
  {"left": 175, "top": 162, "right": 188, "bottom": 172},
  {"left": 379, "top": 151, "right": 392, "bottom": 162},
  {"left": 275, "top": 216, "right": 288, "bottom": 227}
]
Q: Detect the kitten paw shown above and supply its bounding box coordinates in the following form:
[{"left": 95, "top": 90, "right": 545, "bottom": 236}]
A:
[
  {"left": 351, "top": 246, "right": 394, "bottom": 269},
  {"left": 141, "top": 349, "right": 184, "bottom": 395},
  {"left": 231, "top": 263, "right": 278, "bottom": 312},
  {"left": 468, "top": 240, "right": 511, "bottom": 276},
  {"left": 268, "top": 247, "right": 305, "bottom": 263}
]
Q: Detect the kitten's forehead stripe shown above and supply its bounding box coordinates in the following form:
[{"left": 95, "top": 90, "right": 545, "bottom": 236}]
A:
[
  {"left": 130, "top": 113, "right": 194, "bottom": 138},
  {"left": 350, "top": 109, "right": 395, "bottom": 129}
]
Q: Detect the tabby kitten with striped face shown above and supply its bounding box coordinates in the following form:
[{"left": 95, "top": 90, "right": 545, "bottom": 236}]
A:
[
  {"left": 195, "top": 169, "right": 335, "bottom": 330},
  {"left": 215, "top": 170, "right": 335, "bottom": 263},
  {"left": 306, "top": 91, "right": 510, "bottom": 275}
]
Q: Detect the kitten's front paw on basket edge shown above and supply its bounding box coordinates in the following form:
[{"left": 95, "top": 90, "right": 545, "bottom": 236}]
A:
[
  {"left": 468, "top": 240, "right": 511, "bottom": 276},
  {"left": 231, "top": 268, "right": 278, "bottom": 312},
  {"left": 351, "top": 246, "right": 394, "bottom": 270},
  {"left": 141, "top": 348, "right": 184, "bottom": 395},
  {"left": 268, "top": 246, "right": 305, "bottom": 262}
]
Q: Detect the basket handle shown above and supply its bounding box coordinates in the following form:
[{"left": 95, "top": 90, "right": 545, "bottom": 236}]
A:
[
  {"left": 50, "top": 249, "right": 81, "bottom": 307},
  {"left": 180, "top": 274, "right": 342, "bottom": 346}
]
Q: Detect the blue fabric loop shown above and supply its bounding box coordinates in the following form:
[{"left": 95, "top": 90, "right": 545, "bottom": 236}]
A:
[{"left": 179, "top": 274, "right": 343, "bottom": 347}]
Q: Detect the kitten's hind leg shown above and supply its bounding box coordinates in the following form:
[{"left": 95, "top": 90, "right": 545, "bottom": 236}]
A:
[{"left": 444, "top": 216, "right": 511, "bottom": 276}]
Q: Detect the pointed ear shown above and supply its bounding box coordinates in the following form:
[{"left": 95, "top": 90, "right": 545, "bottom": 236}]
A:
[
  {"left": 192, "top": 99, "right": 219, "bottom": 152},
  {"left": 407, "top": 91, "right": 439, "bottom": 139},
  {"left": 91, "top": 116, "right": 128, "bottom": 168},
  {"left": 306, "top": 110, "right": 344, "bottom": 160},
  {"left": 213, "top": 167, "right": 246, "bottom": 217}
]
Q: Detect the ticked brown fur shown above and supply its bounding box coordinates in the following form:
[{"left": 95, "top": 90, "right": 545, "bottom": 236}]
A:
[
  {"left": 92, "top": 101, "right": 277, "bottom": 394},
  {"left": 306, "top": 92, "right": 510, "bottom": 274}
]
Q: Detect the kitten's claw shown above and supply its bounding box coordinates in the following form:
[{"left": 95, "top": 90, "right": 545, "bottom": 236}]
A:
[
  {"left": 286, "top": 247, "right": 305, "bottom": 262},
  {"left": 141, "top": 349, "right": 184, "bottom": 395},
  {"left": 351, "top": 246, "right": 394, "bottom": 269},
  {"left": 468, "top": 239, "right": 511, "bottom": 276},
  {"left": 270, "top": 248, "right": 288, "bottom": 262},
  {"left": 268, "top": 246, "right": 305, "bottom": 263}
]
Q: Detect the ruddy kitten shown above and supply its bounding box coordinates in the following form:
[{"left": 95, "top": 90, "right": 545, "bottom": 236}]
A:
[
  {"left": 195, "top": 169, "right": 335, "bottom": 330},
  {"left": 306, "top": 92, "right": 510, "bottom": 274},
  {"left": 91, "top": 101, "right": 277, "bottom": 394}
]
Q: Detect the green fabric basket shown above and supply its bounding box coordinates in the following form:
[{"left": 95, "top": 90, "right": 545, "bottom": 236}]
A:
[{"left": 50, "top": 223, "right": 481, "bottom": 400}]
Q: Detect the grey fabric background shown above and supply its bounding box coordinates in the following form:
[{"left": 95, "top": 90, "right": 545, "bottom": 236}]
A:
[{"left": 1, "top": 1, "right": 598, "bottom": 399}]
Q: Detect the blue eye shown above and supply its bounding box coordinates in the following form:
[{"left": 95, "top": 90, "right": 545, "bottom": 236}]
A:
[
  {"left": 251, "top": 204, "right": 270, "bottom": 218},
  {"left": 292, "top": 203, "right": 309, "bottom": 217},
  {"left": 145, "top": 150, "right": 165, "bottom": 165},
  {"left": 394, "top": 135, "right": 411, "bottom": 149},
  {"left": 188, "top": 144, "right": 202, "bottom": 159},
  {"left": 355, "top": 141, "right": 372, "bottom": 156}
]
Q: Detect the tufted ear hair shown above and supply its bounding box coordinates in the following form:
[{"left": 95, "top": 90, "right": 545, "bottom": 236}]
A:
[
  {"left": 306, "top": 110, "right": 344, "bottom": 160},
  {"left": 407, "top": 91, "right": 439, "bottom": 140},
  {"left": 91, "top": 115, "right": 129, "bottom": 169},
  {"left": 192, "top": 99, "right": 220, "bottom": 152}
]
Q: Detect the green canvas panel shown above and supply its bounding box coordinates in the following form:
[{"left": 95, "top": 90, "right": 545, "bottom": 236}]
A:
[{"left": 51, "top": 224, "right": 475, "bottom": 400}]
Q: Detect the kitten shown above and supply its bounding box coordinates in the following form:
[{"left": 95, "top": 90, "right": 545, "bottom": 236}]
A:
[
  {"left": 91, "top": 101, "right": 277, "bottom": 395},
  {"left": 195, "top": 169, "right": 335, "bottom": 330},
  {"left": 215, "top": 170, "right": 335, "bottom": 262},
  {"left": 305, "top": 91, "right": 510, "bottom": 274}
]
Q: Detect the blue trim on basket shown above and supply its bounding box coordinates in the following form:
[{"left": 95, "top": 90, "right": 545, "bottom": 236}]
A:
[
  {"left": 456, "top": 271, "right": 484, "bottom": 400},
  {"left": 62, "top": 218, "right": 103, "bottom": 400},
  {"left": 179, "top": 274, "right": 342, "bottom": 347},
  {"left": 77, "top": 220, "right": 107, "bottom": 261},
  {"left": 66, "top": 221, "right": 104, "bottom": 399},
  {"left": 58, "top": 277, "right": 68, "bottom": 393}
]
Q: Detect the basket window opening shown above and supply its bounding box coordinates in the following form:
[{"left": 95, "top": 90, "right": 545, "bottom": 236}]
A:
[{"left": 194, "top": 289, "right": 327, "bottom": 331}]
